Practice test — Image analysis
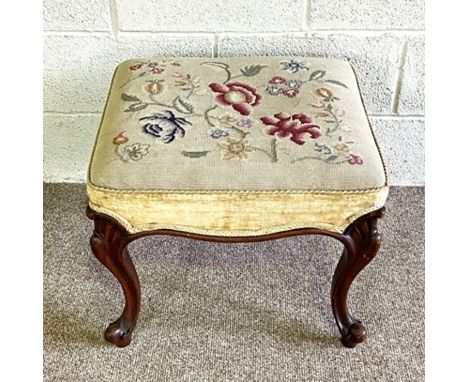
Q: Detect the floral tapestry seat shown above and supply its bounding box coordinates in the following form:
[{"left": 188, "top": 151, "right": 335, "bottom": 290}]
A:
[
  {"left": 88, "top": 57, "right": 387, "bottom": 235},
  {"left": 86, "top": 57, "right": 388, "bottom": 348}
]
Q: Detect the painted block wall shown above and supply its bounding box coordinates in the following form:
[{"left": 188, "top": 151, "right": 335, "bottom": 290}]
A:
[{"left": 43, "top": 0, "right": 425, "bottom": 185}]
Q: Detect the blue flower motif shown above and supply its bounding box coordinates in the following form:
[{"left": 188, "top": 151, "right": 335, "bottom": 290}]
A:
[
  {"left": 285, "top": 79, "right": 304, "bottom": 89},
  {"left": 265, "top": 85, "right": 284, "bottom": 96},
  {"left": 140, "top": 110, "right": 192, "bottom": 144},
  {"left": 210, "top": 129, "right": 229, "bottom": 139},
  {"left": 280, "top": 60, "right": 309, "bottom": 73},
  {"left": 236, "top": 118, "right": 255, "bottom": 128}
]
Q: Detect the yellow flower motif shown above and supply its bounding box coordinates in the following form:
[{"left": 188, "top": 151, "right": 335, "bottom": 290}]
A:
[
  {"left": 174, "top": 79, "right": 188, "bottom": 86},
  {"left": 218, "top": 114, "right": 237, "bottom": 124},
  {"left": 172, "top": 71, "right": 184, "bottom": 78},
  {"left": 333, "top": 142, "right": 350, "bottom": 154},
  {"left": 113, "top": 131, "right": 129, "bottom": 145},
  {"left": 316, "top": 87, "right": 333, "bottom": 99},
  {"left": 218, "top": 138, "right": 254, "bottom": 160},
  {"left": 144, "top": 82, "right": 166, "bottom": 95}
]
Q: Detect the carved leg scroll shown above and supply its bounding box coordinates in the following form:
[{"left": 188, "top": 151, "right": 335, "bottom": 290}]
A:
[
  {"left": 86, "top": 207, "right": 141, "bottom": 347},
  {"left": 331, "top": 208, "right": 384, "bottom": 348}
]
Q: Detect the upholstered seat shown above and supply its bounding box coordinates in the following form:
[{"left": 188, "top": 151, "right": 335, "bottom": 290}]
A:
[{"left": 87, "top": 57, "right": 388, "bottom": 236}]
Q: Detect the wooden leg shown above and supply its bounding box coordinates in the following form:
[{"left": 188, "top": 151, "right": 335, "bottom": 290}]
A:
[
  {"left": 86, "top": 207, "right": 141, "bottom": 347},
  {"left": 331, "top": 208, "right": 384, "bottom": 348}
]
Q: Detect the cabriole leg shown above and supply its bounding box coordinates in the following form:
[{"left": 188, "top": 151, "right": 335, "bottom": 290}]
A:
[
  {"left": 86, "top": 207, "right": 141, "bottom": 347},
  {"left": 331, "top": 208, "right": 384, "bottom": 348}
]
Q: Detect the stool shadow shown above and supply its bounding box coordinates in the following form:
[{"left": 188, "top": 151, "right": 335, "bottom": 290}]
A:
[
  {"left": 43, "top": 300, "right": 105, "bottom": 347},
  {"left": 141, "top": 282, "right": 339, "bottom": 348}
]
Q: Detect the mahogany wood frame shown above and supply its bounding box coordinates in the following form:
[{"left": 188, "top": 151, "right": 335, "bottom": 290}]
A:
[{"left": 86, "top": 205, "right": 384, "bottom": 348}]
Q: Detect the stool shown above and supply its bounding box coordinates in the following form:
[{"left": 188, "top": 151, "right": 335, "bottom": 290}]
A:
[{"left": 86, "top": 57, "right": 388, "bottom": 348}]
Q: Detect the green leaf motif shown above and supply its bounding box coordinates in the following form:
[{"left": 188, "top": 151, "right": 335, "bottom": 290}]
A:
[
  {"left": 181, "top": 150, "right": 209, "bottom": 158},
  {"left": 326, "top": 155, "right": 339, "bottom": 162},
  {"left": 324, "top": 79, "right": 349, "bottom": 89},
  {"left": 172, "top": 96, "right": 194, "bottom": 114},
  {"left": 240, "top": 65, "right": 267, "bottom": 77},
  {"left": 121, "top": 93, "right": 141, "bottom": 102},
  {"left": 315, "top": 143, "right": 332, "bottom": 155},
  {"left": 309, "top": 70, "right": 326, "bottom": 80},
  {"left": 124, "top": 102, "right": 148, "bottom": 112}
]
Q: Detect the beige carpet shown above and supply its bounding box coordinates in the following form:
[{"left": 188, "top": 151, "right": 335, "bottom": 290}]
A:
[{"left": 43, "top": 184, "right": 424, "bottom": 381}]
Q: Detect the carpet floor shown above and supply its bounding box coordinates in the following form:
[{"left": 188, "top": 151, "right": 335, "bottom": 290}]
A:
[{"left": 43, "top": 184, "right": 424, "bottom": 382}]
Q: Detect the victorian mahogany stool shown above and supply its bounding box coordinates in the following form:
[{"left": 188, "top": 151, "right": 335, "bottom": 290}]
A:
[{"left": 86, "top": 57, "right": 388, "bottom": 348}]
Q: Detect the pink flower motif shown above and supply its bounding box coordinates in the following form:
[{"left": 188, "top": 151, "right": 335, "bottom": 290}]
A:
[
  {"left": 269, "top": 76, "right": 287, "bottom": 84},
  {"left": 149, "top": 67, "right": 165, "bottom": 75},
  {"left": 347, "top": 154, "right": 363, "bottom": 165},
  {"left": 283, "top": 88, "right": 299, "bottom": 98},
  {"left": 260, "top": 112, "right": 321, "bottom": 145},
  {"left": 209, "top": 82, "right": 262, "bottom": 116},
  {"left": 129, "top": 63, "right": 143, "bottom": 71}
]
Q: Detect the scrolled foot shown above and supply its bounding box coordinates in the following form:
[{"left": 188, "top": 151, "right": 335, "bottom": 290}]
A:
[
  {"left": 340, "top": 322, "right": 367, "bottom": 348},
  {"left": 105, "top": 322, "right": 133, "bottom": 347}
]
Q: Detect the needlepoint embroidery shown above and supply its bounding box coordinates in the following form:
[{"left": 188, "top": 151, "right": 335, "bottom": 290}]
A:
[{"left": 116, "top": 59, "right": 363, "bottom": 165}]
